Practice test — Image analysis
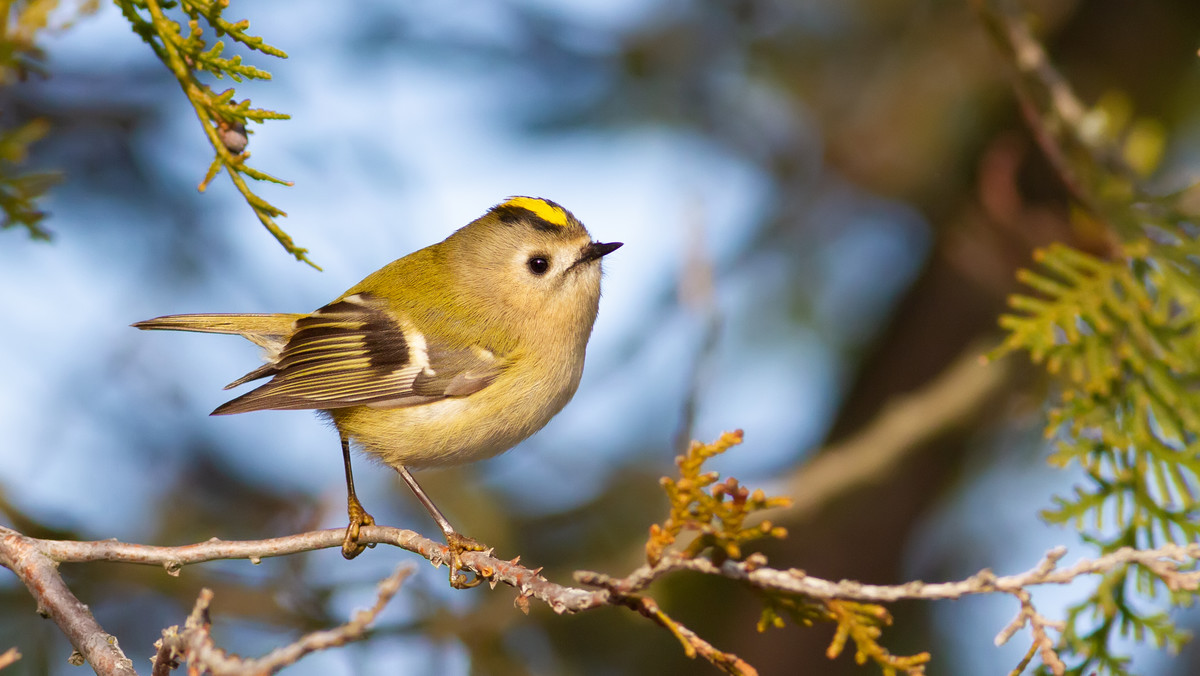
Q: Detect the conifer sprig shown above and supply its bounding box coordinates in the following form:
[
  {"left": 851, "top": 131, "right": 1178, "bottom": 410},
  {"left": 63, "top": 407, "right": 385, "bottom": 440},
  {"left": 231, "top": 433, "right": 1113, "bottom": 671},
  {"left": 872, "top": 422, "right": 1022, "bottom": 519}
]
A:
[
  {"left": 115, "top": 0, "right": 315, "bottom": 267},
  {"left": 994, "top": 235, "right": 1200, "bottom": 674}
]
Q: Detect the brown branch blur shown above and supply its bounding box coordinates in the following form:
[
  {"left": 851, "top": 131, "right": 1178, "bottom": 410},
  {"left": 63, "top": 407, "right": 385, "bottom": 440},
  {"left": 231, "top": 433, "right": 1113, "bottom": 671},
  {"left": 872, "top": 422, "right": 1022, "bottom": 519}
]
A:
[
  {"left": 0, "top": 648, "right": 20, "bottom": 671},
  {"left": 975, "top": 0, "right": 1140, "bottom": 254},
  {"left": 785, "top": 344, "right": 1011, "bottom": 523}
]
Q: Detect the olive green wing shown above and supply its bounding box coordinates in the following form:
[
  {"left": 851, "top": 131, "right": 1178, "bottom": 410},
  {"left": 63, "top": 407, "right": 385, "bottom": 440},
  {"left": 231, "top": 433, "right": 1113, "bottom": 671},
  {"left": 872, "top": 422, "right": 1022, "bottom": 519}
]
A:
[{"left": 212, "top": 293, "right": 505, "bottom": 415}]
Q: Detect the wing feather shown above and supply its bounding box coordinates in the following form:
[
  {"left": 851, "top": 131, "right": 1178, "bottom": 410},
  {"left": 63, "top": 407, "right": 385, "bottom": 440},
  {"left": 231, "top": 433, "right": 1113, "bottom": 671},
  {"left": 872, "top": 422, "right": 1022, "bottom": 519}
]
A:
[{"left": 212, "top": 293, "right": 505, "bottom": 415}]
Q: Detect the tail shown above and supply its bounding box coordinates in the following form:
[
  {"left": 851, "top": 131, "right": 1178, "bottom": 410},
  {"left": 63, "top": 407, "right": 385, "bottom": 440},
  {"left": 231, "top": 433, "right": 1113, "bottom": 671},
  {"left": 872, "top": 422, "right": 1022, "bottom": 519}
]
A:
[{"left": 132, "top": 313, "right": 302, "bottom": 353}]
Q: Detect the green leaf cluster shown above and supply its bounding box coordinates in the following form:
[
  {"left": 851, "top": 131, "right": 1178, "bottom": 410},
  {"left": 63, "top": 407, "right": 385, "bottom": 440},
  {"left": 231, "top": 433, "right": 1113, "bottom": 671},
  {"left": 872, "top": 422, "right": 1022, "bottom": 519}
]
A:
[
  {"left": 1, "top": 1, "right": 68, "bottom": 238},
  {"left": 757, "top": 595, "right": 930, "bottom": 676},
  {"left": 646, "top": 429, "right": 791, "bottom": 566},
  {"left": 0, "top": 119, "right": 60, "bottom": 238},
  {"left": 994, "top": 232, "right": 1200, "bottom": 673},
  {"left": 653, "top": 432, "right": 927, "bottom": 674},
  {"left": 0, "top": 0, "right": 52, "bottom": 84},
  {"left": 114, "top": 0, "right": 314, "bottom": 267}
]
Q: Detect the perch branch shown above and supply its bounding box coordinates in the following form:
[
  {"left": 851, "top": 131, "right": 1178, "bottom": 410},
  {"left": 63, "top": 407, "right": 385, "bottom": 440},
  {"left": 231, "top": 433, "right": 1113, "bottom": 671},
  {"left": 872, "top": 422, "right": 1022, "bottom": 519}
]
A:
[
  {"left": 5, "top": 523, "right": 1197, "bottom": 675},
  {"left": 12, "top": 524, "right": 1196, "bottom": 613}
]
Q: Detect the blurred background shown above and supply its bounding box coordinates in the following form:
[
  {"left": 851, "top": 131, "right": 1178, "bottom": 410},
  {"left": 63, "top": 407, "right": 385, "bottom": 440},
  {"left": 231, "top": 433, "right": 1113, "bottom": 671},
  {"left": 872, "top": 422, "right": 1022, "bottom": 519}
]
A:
[{"left": 2, "top": 0, "right": 1200, "bottom": 673}]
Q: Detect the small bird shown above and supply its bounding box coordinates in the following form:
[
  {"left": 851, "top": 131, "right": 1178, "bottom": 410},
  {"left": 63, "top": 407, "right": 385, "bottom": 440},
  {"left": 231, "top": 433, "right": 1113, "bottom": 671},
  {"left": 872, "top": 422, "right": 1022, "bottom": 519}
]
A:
[{"left": 134, "top": 197, "right": 621, "bottom": 587}]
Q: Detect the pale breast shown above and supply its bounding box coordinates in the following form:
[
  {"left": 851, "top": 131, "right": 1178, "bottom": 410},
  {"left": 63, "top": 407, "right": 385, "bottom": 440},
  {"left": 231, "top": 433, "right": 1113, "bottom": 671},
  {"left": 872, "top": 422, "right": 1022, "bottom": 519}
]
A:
[{"left": 331, "top": 354, "right": 584, "bottom": 469}]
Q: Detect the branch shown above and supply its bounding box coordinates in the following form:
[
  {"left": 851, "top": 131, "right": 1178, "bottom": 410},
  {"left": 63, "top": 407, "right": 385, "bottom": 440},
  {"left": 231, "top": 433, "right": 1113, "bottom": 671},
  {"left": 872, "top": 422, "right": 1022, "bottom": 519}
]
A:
[
  {"left": 975, "top": 0, "right": 1141, "bottom": 248},
  {"left": 613, "top": 544, "right": 1200, "bottom": 605},
  {"left": 978, "top": 0, "right": 1138, "bottom": 179},
  {"left": 151, "top": 566, "right": 413, "bottom": 675},
  {"left": 784, "top": 345, "right": 1011, "bottom": 522},
  {"left": 2, "top": 524, "right": 601, "bottom": 614},
  {"left": 115, "top": 0, "right": 311, "bottom": 267},
  {"left": 7, "top": 522, "right": 1196, "bottom": 675},
  {"left": 995, "top": 588, "right": 1065, "bottom": 676},
  {"left": 0, "top": 648, "right": 20, "bottom": 671},
  {"left": 0, "top": 529, "right": 136, "bottom": 676},
  {"left": 603, "top": 592, "right": 757, "bottom": 676},
  {"left": 579, "top": 544, "right": 1200, "bottom": 676}
]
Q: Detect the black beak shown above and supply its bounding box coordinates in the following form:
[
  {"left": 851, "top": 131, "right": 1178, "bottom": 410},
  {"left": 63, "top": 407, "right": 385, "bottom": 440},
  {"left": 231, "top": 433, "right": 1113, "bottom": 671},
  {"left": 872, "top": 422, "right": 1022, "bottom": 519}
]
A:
[{"left": 579, "top": 241, "right": 623, "bottom": 264}]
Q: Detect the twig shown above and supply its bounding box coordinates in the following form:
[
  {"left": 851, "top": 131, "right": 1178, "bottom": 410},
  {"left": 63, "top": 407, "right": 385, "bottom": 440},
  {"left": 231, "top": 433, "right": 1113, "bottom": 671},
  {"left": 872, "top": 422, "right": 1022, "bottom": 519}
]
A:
[
  {"left": 151, "top": 566, "right": 412, "bottom": 675},
  {"left": 1009, "top": 80, "right": 1104, "bottom": 222},
  {"left": 124, "top": 0, "right": 311, "bottom": 267},
  {"left": 578, "top": 544, "right": 1200, "bottom": 674},
  {"left": 590, "top": 577, "right": 758, "bottom": 675},
  {"left": 8, "top": 525, "right": 599, "bottom": 614},
  {"left": 975, "top": 0, "right": 1140, "bottom": 250},
  {"left": 16, "top": 523, "right": 1196, "bottom": 613},
  {"left": 995, "top": 589, "right": 1065, "bottom": 676},
  {"left": 1006, "top": 641, "right": 1039, "bottom": 676},
  {"left": 6, "top": 522, "right": 1198, "bottom": 674},
  {"left": 650, "top": 545, "right": 1200, "bottom": 602},
  {"left": 673, "top": 201, "right": 724, "bottom": 455},
  {"left": 0, "top": 648, "right": 20, "bottom": 671}
]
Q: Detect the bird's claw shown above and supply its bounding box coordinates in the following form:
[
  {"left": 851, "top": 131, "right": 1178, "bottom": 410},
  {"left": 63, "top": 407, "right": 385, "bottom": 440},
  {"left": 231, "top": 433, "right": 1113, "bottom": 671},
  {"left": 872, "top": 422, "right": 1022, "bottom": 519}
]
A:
[
  {"left": 341, "top": 501, "right": 376, "bottom": 560},
  {"left": 445, "top": 531, "right": 489, "bottom": 589}
]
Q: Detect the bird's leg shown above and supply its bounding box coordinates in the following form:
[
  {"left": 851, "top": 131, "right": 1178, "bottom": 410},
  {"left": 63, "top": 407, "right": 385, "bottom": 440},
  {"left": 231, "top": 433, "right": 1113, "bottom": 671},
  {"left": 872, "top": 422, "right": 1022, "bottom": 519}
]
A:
[
  {"left": 395, "top": 465, "right": 488, "bottom": 589},
  {"left": 340, "top": 435, "right": 375, "bottom": 559}
]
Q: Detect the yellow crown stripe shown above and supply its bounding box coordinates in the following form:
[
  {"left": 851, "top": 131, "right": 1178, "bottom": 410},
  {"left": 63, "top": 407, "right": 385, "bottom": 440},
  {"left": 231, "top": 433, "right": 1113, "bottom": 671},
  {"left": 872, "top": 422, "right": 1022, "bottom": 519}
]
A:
[{"left": 502, "top": 197, "right": 569, "bottom": 227}]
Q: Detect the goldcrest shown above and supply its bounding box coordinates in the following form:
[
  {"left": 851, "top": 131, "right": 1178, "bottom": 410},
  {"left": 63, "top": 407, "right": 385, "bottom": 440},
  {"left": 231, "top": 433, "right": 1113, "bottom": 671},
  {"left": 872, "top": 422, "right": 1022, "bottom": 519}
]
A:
[{"left": 135, "top": 196, "right": 621, "bottom": 586}]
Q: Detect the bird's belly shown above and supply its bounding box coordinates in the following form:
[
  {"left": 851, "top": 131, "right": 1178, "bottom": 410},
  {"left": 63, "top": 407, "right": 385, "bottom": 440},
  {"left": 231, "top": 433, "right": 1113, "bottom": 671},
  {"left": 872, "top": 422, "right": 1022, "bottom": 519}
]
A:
[{"left": 331, "top": 364, "right": 581, "bottom": 469}]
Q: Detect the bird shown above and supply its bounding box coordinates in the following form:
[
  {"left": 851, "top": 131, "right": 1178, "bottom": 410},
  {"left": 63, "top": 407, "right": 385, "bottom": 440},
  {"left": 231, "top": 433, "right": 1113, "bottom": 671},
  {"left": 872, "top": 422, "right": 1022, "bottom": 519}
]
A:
[{"left": 134, "top": 196, "right": 621, "bottom": 587}]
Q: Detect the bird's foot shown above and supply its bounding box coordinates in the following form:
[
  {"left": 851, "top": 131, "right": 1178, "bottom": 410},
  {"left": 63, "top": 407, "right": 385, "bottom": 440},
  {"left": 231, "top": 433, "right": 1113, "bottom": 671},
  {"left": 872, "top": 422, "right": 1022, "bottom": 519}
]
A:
[
  {"left": 341, "top": 499, "right": 376, "bottom": 559},
  {"left": 444, "top": 531, "right": 489, "bottom": 589}
]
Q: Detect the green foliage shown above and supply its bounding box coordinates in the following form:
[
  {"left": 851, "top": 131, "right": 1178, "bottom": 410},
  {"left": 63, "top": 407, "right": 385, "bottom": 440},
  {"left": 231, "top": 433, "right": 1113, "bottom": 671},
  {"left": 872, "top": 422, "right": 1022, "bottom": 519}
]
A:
[
  {"left": 0, "top": 0, "right": 51, "bottom": 84},
  {"left": 654, "top": 432, "right": 928, "bottom": 674},
  {"left": 1, "top": 1, "right": 67, "bottom": 238},
  {"left": 979, "top": 6, "right": 1200, "bottom": 670},
  {"left": 113, "top": 0, "right": 315, "bottom": 267},
  {"left": 823, "top": 600, "right": 931, "bottom": 676},
  {"left": 757, "top": 595, "right": 931, "bottom": 676},
  {"left": 0, "top": 119, "right": 60, "bottom": 238},
  {"left": 646, "top": 429, "right": 791, "bottom": 565},
  {"left": 995, "top": 233, "right": 1200, "bottom": 673}
]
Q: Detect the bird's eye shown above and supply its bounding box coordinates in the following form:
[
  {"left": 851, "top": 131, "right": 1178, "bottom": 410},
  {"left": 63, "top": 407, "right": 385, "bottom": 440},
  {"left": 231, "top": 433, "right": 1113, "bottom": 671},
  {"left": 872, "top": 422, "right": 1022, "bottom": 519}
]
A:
[{"left": 527, "top": 256, "right": 550, "bottom": 275}]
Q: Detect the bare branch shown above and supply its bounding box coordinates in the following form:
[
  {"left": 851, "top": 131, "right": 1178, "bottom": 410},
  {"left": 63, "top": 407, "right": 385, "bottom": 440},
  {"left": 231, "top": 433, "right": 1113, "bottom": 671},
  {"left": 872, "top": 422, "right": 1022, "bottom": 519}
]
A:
[
  {"left": 6, "top": 522, "right": 1197, "bottom": 674},
  {"left": 5, "top": 525, "right": 601, "bottom": 614},
  {"left": 0, "top": 648, "right": 21, "bottom": 671},
  {"left": 152, "top": 566, "right": 413, "bottom": 675},
  {"left": 14, "top": 523, "right": 1198, "bottom": 614},
  {"left": 586, "top": 574, "right": 758, "bottom": 675},
  {"left": 580, "top": 544, "right": 1200, "bottom": 674},
  {"left": 0, "top": 530, "right": 136, "bottom": 676},
  {"left": 975, "top": 0, "right": 1141, "bottom": 248},
  {"left": 618, "top": 544, "right": 1200, "bottom": 603},
  {"left": 995, "top": 589, "right": 1065, "bottom": 676}
]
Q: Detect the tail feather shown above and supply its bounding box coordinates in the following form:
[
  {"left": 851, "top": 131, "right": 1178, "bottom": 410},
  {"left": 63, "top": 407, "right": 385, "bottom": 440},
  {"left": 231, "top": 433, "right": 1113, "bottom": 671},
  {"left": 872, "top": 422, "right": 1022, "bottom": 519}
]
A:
[{"left": 132, "top": 313, "right": 302, "bottom": 352}]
